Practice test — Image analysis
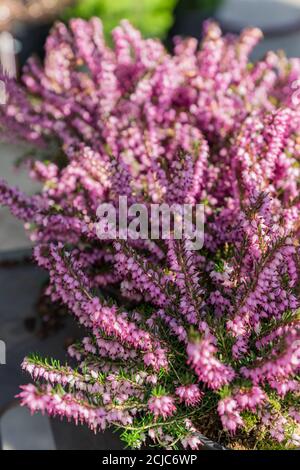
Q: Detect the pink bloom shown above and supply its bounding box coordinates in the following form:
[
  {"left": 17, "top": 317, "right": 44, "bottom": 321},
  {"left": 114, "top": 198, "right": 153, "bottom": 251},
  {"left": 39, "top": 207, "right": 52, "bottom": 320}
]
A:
[
  {"left": 182, "top": 435, "right": 203, "bottom": 450},
  {"left": 17, "top": 384, "right": 49, "bottom": 415},
  {"left": 148, "top": 396, "right": 176, "bottom": 420},
  {"left": 187, "top": 339, "right": 235, "bottom": 390},
  {"left": 175, "top": 385, "right": 203, "bottom": 406},
  {"left": 217, "top": 398, "right": 244, "bottom": 433}
]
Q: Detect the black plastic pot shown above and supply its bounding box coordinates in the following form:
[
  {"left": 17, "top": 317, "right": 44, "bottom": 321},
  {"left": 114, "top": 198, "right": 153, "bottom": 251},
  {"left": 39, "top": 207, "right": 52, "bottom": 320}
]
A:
[
  {"left": 11, "top": 21, "right": 52, "bottom": 70},
  {"left": 167, "top": 0, "right": 222, "bottom": 47},
  {"left": 168, "top": 11, "right": 209, "bottom": 43},
  {"left": 199, "top": 434, "right": 227, "bottom": 450}
]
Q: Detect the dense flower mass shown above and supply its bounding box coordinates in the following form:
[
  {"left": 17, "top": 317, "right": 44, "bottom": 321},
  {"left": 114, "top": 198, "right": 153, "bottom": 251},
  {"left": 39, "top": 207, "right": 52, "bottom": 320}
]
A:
[{"left": 1, "top": 18, "right": 300, "bottom": 449}]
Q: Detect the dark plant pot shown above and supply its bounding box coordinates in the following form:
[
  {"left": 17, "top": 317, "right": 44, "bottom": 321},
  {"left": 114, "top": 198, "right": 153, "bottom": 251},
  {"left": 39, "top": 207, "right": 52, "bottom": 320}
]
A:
[
  {"left": 170, "top": 10, "right": 213, "bottom": 40},
  {"left": 199, "top": 434, "right": 227, "bottom": 450},
  {"left": 166, "top": 5, "right": 220, "bottom": 50},
  {"left": 12, "top": 21, "right": 53, "bottom": 70}
]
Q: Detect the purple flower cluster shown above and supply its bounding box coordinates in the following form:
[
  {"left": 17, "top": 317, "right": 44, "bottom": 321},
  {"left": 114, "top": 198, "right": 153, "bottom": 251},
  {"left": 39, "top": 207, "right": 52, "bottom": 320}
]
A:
[{"left": 1, "top": 19, "right": 300, "bottom": 449}]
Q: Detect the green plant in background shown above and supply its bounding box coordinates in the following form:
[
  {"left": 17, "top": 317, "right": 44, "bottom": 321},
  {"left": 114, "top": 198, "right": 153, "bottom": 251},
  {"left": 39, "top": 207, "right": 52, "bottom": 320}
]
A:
[{"left": 63, "top": 0, "right": 178, "bottom": 39}]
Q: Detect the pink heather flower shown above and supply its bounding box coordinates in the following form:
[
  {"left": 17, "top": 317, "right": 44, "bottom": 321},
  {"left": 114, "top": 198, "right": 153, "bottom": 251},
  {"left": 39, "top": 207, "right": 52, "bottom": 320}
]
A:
[
  {"left": 187, "top": 338, "right": 235, "bottom": 390},
  {"left": 289, "top": 433, "right": 300, "bottom": 447},
  {"left": 175, "top": 385, "right": 203, "bottom": 407},
  {"left": 18, "top": 384, "right": 50, "bottom": 415},
  {"left": 217, "top": 398, "right": 244, "bottom": 433},
  {"left": 148, "top": 396, "right": 176, "bottom": 420},
  {"left": 234, "top": 386, "right": 267, "bottom": 411},
  {"left": 181, "top": 434, "right": 203, "bottom": 450},
  {"left": 289, "top": 408, "right": 300, "bottom": 424},
  {"left": 261, "top": 413, "right": 289, "bottom": 443}
]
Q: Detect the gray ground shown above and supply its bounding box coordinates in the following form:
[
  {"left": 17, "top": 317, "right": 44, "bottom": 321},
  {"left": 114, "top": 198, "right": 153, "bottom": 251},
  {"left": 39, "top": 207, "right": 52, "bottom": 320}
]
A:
[
  {"left": 0, "top": 142, "right": 39, "bottom": 252},
  {"left": 217, "top": 0, "right": 300, "bottom": 59}
]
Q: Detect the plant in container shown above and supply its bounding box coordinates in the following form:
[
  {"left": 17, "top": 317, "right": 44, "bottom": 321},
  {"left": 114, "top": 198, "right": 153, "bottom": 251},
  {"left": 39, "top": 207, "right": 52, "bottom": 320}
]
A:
[{"left": 1, "top": 19, "right": 300, "bottom": 450}]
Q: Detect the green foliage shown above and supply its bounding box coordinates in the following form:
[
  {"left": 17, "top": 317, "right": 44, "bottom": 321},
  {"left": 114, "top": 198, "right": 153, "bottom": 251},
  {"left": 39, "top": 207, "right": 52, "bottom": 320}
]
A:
[
  {"left": 151, "top": 385, "right": 168, "bottom": 397},
  {"left": 241, "top": 411, "right": 258, "bottom": 433},
  {"left": 63, "top": 0, "right": 178, "bottom": 39},
  {"left": 62, "top": 0, "right": 223, "bottom": 41},
  {"left": 121, "top": 428, "right": 145, "bottom": 449}
]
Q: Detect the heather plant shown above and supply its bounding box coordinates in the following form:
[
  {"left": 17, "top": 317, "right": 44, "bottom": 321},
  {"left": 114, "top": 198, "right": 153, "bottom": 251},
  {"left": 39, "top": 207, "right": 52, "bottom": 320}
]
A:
[{"left": 1, "top": 19, "right": 300, "bottom": 450}]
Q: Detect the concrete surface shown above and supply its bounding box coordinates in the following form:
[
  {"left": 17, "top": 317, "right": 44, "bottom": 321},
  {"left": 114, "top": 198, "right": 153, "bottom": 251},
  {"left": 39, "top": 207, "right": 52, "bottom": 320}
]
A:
[
  {"left": 217, "top": 0, "right": 300, "bottom": 59},
  {"left": 1, "top": 406, "right": 56, "bottom": 450},
  {"left": 0, "top": 142, "right": 40, "bottom": 252}
]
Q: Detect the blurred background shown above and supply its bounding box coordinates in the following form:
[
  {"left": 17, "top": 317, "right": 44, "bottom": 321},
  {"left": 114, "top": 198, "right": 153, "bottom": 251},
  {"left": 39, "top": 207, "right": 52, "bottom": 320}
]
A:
[
  {"left": 1, "top": 0, "right": 300, "bottom": 450},
  {"left": 2, "top": 0, "right": 300, "bottom": 252}
]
